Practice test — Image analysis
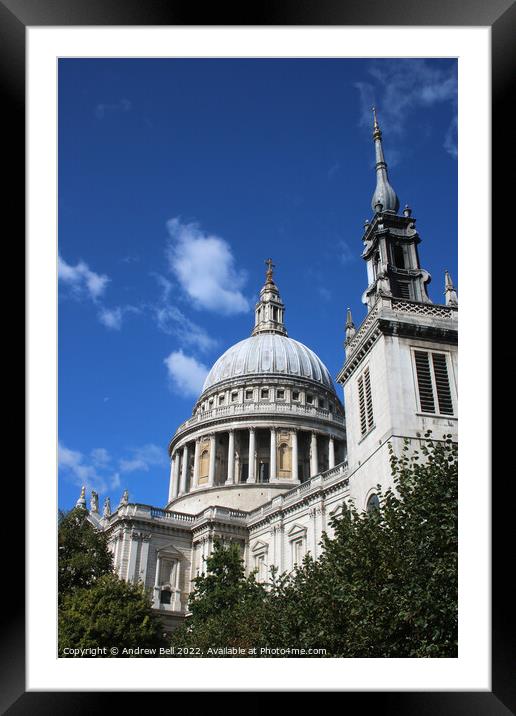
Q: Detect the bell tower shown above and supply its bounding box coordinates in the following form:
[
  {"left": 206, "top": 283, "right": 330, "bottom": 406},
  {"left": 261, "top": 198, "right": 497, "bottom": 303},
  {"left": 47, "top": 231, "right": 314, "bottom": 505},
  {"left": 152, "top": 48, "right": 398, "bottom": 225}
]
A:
[
  {"left": 337, "top": 110, "right": 458, "bottom": 510},
  {"left": 362, "top": 108, "right": 432, "bottom": 310}
]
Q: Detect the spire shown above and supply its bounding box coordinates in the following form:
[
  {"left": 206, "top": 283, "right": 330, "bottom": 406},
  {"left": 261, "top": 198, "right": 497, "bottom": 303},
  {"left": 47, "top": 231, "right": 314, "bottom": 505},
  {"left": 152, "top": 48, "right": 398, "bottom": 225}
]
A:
[
  {"left": 370, "top": 107, "right": 400, "bottom": 215},
  {"left": 444, "top": 270, "right": 458, "bottom": 306},
  {"left": 345, "top": 308, "right": 356, "bottom": 345},
  {"left": 76, "top": 485, "right": 86, "bottom": 509},
  {"left": 252, "top": 259, "right": 287, "bottom": 336}
]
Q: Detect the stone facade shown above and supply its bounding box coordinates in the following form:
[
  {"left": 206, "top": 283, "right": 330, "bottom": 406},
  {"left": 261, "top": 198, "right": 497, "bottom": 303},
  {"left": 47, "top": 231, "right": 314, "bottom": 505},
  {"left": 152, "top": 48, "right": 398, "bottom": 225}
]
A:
[{"left": 84, "top": 111, "right": 458, "bottom": 632}]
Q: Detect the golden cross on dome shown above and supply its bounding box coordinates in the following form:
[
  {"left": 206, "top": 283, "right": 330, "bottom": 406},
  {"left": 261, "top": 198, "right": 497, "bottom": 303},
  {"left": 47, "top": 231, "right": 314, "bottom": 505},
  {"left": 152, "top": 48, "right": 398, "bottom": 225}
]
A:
[{"left": 265, "top": 258, "right": 275, "bottom": 282}]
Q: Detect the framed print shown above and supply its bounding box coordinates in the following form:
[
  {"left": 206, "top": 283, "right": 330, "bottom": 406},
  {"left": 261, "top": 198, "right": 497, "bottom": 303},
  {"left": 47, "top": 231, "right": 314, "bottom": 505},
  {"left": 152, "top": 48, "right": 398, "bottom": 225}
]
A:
[{"left": 5, "top": 0, "right": 511, "bottom": 710}]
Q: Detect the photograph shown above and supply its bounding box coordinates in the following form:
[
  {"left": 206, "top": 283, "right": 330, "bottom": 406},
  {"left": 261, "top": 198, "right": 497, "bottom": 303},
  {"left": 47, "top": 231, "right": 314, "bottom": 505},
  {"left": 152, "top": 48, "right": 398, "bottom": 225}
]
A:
[{"left": 57, "top": 56, "right": 459, "bottom": 659}]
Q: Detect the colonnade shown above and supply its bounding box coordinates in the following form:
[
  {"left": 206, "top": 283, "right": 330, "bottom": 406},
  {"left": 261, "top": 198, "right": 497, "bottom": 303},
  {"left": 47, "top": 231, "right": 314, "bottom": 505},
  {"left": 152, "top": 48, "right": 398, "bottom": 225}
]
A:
[{"left": 168, "top": 427, "right": 340, "bottom": 502}]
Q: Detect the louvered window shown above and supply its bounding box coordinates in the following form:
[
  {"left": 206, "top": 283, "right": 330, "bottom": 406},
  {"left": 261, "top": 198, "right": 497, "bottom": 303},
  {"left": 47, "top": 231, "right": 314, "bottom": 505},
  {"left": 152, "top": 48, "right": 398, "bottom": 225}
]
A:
[
  {"left": 414, "top": 350, "right": 454, "bottom": 416},
  {"left": 358, "top": 367, "right": 374, "bottom": 437},
  {"left": 431, "top": 353, "right": 454, "bottom": 415},
  {"left": 398, "top": 281, "right": 412, "bottom": 300}
]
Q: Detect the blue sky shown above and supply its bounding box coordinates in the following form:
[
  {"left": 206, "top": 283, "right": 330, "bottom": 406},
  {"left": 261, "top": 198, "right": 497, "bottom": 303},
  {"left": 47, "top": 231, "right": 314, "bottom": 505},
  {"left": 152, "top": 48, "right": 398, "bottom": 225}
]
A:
[{"left": 58, "top": 58, "right": 457, "bottom": 511}]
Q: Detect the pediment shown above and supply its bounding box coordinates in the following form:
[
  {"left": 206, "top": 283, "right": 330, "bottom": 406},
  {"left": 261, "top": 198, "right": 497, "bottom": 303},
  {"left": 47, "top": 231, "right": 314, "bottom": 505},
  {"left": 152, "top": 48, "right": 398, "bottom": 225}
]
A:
[
  {"left": 287, "top": 523, "right": 307, "bottom": 538},
  {"left": 156, "top": 543, "right": 183, "bottom": 558},
  {"left": 251, "top": 540, "right": 269, "bottom": 553}
]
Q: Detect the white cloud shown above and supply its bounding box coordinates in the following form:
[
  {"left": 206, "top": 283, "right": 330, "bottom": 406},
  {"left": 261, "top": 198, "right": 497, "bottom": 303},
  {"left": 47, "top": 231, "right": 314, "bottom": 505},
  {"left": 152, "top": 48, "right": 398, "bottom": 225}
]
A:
[
  {"left": 59, "top": 253, "right": 140, "bottom": 331},
  {"left": 166, "top": 218, "right": 250, "bottom": 315},
  {"left": 90, "top": 447, "right": 111, "bottom": 468},
  {"left": 60, "top": 441, "right": 168, "bottom": 503},
  {"left": 58, "top": 441, "right": 119, "bottom": 495},
  {"left": 119, "top": 443, "right": 168, "bottom": 474},
  {"left": 58, "top": 254, "right": 110, "bottom": 301},
  {"left": 444, "top": 115, "right": 458, "bottom": 158},
  {"left": 354, "top": 59, "right": 457, "bottom": 157},
  {"left": 339, "top": 239, "right": 355, "bottom": 264},
  {"left": 150, "top": 274, "right": 212, "bottom": 346},
  {"left": 150, "top": 274, "right": 218, "bottom": 353},
  {"left": 95, "top": 98, "right": 132, "bottom": 120},
  {"left": 98, "top": 306, "right": 123, "bottom": 330},
  {"left": 164, "top": 350, "right": 209, "bottom": 397}
]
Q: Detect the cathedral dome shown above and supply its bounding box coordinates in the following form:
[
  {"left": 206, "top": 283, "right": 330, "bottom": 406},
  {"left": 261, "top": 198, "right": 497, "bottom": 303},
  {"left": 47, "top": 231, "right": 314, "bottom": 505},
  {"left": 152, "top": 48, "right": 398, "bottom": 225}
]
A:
[{"left": 201, "top": 334, "right": 336, "bottom": 394}]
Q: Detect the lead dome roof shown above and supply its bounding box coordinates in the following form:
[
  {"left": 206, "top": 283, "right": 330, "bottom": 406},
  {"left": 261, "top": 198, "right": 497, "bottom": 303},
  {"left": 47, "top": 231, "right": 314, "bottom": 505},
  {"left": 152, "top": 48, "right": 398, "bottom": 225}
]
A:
[{"left": 201, "top": 334, "right": 336, "bottom": 394}]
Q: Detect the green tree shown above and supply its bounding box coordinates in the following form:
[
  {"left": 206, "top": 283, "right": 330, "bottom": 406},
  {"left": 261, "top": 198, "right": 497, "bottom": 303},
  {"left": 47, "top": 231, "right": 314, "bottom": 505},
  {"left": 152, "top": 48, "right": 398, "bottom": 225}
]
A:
[
  {"left": 58, "top": 506, "right": 113, "bottom": 601},
  {"left": 259, "top": 432, "right": 458, "bottom": 657},
  {"left": 58, "top": 506, "right": 166, "bottom": 655},
  {"left": 59, "top": 574, "right": 167, "bottom": 656},
  {"left": 169, "top": 540, "right": 266, "bottom": 656}
]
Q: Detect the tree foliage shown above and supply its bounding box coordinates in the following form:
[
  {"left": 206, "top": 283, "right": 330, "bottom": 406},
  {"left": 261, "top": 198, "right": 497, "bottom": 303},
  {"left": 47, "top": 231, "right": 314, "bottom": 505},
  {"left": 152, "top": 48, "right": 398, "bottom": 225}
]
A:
[
  {"left": 58, "top": 506, "right": 166, "bottom": 655},
  {"left": 169, "top": 541, "right": 267, "bottom": 655},
  {"left": 168, "top": 434, "right": 457, "bottom": 658},
  {"left": 59, "top": 574, "right": 167, "bottom": 656},
  {"left": 58, "top": 507, "right": 113, "bottom": 601}
]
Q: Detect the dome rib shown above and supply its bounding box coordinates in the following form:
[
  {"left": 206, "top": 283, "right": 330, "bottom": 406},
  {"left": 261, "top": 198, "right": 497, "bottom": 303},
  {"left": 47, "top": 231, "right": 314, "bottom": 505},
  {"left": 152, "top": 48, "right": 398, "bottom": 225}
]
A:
[{"left": 201, "top": 334, "right": 335, "bottom": 395}]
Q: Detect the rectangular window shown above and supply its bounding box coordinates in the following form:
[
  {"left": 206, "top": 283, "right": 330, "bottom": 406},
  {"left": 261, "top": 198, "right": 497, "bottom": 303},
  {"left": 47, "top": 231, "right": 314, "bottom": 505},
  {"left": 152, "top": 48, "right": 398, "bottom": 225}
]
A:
[
  {"left": 414, "top": 350, "right": 454, "bottom": 416},
  {"left": 292, "top": 539, "right": 304, "bottom": 566},
  {"left": 231, "top": 391, "right": 238, "bottom": 402},
  {"left": 358, "top": 366, "right": 374, "bottom": 437},
  {"left": 292, "top": 391, "right": 300, "bottom": 401},
  {"left": 306, "top": 394, "right": 313, "bottom": 404},
  {"left": 245, "top": 389, "right": 253, "bottom": 400},
  {"left": 276, "top": 389, "right": 285, "bottom": 400},
  {"left": 261, "top": 388, "right": 269, "bottom": 399},
  {"left": 219, "top": 394, "right": 225, "bottom": 405}
]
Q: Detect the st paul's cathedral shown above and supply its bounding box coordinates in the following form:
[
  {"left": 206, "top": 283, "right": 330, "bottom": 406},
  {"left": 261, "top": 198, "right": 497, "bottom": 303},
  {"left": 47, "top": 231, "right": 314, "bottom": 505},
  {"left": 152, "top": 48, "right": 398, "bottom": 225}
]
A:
[{"left": 78, "top": 110, "right": 458, "bottom": 630}]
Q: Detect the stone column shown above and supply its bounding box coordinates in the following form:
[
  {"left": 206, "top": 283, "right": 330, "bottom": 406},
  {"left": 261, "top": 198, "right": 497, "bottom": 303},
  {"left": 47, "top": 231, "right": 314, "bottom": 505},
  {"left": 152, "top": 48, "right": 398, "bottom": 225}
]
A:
[
  {"left": 291, "top": 429, "right": 299, "bottom": 482},
  {"left": 310, "top": 432, "right": 318, "bottom": 477},
  {"left": 138, "top": 534, "right": 151, "bottom": 585},
  {"left": 192, "top": 438, "right": 201, "bottom": 489},
  {"left": 113, "top": 532, "right": 123, "bottom": 576},
  {"left": 310, "top": 507, "right": 318, "bottom": 558},
  {"left": 248, "top": 427, "right": 256, "bottom": 483},
  {"left": 270, "top": 427, "right": 277, "bottom": 481},
  {"left": 172, "top": 452, "right": 181, "bottom": 499},
  {"left": 179, "top": 443, "right": 189, "bottom": 495},
  {"left": 127, "top": 532, "right": 139, "bottom": 583},
  {"left": 167, "top": 458, "right": 174, "bottom": 503},
  {"left": 153, "top": 553, "right": 162, "bottom": 608},
  {"left": 172, "top": 560, "right": 182, "bottom": 611},
  {"left": 208, "top": 435, "right": 216, "bottom": 487},
  {"left": 226, "top": 430, "right": 235, "bottom": 484},
  {"left": 329, "top": 436, "right": 335, "bottom": 469}
]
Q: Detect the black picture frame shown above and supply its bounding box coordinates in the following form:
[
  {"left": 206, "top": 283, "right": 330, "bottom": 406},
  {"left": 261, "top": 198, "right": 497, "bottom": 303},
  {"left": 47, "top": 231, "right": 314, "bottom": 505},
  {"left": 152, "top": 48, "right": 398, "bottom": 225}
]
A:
[{"left": 8, "top": 0, "right": 509, "bottom": 711}]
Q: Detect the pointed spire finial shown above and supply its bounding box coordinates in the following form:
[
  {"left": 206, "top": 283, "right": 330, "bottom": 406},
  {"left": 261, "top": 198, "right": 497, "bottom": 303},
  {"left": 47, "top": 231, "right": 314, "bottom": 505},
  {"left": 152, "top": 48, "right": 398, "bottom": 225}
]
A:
[
  {"left": 372, "top": 106, "right": 381, "bottom": 138},
  {"left": 370, "top": 108, "right": 400, "bottom": 215},
  {"left": 444, "top": 270, "right": 458, "bottom": 306}
]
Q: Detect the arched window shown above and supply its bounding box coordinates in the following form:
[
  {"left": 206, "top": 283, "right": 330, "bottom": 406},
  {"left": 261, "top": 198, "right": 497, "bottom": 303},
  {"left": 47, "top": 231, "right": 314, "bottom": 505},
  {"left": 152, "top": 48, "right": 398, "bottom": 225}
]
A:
[{"left": 366, "top": 493, "right": 380, "bottom": 513}]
